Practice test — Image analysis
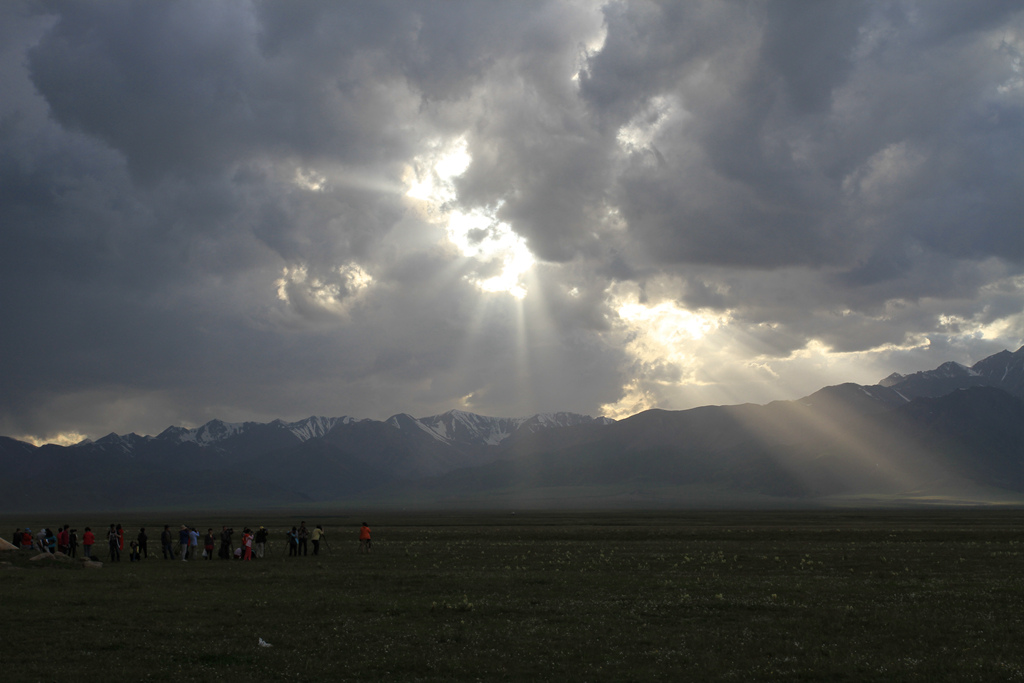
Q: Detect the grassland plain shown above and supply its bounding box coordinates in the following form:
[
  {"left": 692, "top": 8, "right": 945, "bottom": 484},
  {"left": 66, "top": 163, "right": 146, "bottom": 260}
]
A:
[{"left": 2, "top": 509, "right": 1024, "bottom": 682}]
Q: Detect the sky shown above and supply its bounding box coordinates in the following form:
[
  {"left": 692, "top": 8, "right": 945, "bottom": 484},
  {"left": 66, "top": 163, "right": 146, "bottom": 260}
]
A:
[{"left": 2, "top": 1, "right": 1023, "bottom": 445}]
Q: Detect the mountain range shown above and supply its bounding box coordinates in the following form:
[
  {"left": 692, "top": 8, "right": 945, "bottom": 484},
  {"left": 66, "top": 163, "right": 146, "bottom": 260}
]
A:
[{"left": 2, "top": 347, "right": 1022, "bottom": 512}]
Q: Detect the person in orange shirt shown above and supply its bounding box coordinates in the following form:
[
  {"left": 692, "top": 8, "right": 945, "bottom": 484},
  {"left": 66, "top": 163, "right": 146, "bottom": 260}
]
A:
[{"left": 359, "top": 522, "right": 371, "bottom": 553}]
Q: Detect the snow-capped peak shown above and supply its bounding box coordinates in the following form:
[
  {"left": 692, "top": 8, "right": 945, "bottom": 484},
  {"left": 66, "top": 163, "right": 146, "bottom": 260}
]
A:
[
  {"left": 388, "top": 410, "right": 613, "bottom": 447},
  {"left": 92, "top": 432, "right": 147, "bottom": 454},
  {"left": 281, "top": 416, "right": 348, "bottom": 441},
  {"left": 878, "top": 372, "right": 905, "bottom": 388},
  {"left": 935, "top": 361, "right": 976, "bottom": 378},
  {"left": 154, "top": 419, "right": 245, "bottom": 445}
]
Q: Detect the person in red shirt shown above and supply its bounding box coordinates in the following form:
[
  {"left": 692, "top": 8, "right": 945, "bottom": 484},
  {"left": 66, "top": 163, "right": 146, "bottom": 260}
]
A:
[
  {"left": 82, "top": 527, "right": 95, "bottom": 559},
  {"left": 359, "top": 523, "right": 371, "bottom": 553},
  {"left": 242, "top": 528, "right": 253, "bottom": 561}
]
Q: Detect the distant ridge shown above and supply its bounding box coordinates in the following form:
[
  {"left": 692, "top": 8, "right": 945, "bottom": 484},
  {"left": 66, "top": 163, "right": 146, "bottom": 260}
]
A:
[
  {"left": 153, "top": 416, "right": 352, "bottom": 446},
  {"left": 63, "top": 410, "right": 611, "bottom": 453},
  {"left": 1, "top": 348, "right": 1022, "bottom": 512},
  {"left": 878, "top": 346, "right": 1024, "bottom": 399}
]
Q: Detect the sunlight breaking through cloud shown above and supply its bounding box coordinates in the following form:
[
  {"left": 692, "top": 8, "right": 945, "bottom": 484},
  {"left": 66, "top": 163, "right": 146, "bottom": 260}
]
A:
[
  {"left": 446, "top": 208, "right": 535, "bottom": 299},
  {"left": 6, "top": 1, "right": 1024, "bottom": 439},
  {"left": 406, "top": 137, "right": 535, "bottom": 299},
  {"left": 610, "top": 284, "right": 730, "bottom": 379},
  {"left": 600, "top": 283, "right": 734, "bottom": 417},
  {"left": 599, "top": 378, "right": 656, "bottom": 421}
]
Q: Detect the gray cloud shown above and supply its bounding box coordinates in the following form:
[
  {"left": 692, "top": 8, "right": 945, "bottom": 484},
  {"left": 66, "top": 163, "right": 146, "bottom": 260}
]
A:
[{"left": 2, "top": 1, "right": 1022, "bottom": 441}]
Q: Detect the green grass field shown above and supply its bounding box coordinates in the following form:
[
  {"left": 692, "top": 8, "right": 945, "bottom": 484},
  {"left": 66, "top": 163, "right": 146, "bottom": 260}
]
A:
[{"left": 2, "top": 509, "right": 1024, "bottom": 681}]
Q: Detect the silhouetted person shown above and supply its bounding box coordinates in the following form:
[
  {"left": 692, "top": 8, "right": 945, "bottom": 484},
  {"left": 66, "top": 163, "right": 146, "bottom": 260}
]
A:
[
  {"left": 312, "top": 525, "right": 325, "bottom": 555},
  {"left": 161, "top": 525, "right": 173, "bottom": 559},
  {"left": 108, "top": 525, "right": 120, "bottom": 562}
]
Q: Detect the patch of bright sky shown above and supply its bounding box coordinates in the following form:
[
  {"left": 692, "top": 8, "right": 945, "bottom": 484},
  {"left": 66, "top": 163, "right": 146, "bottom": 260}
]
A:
[
  {"left": 939, "top": 312, "right": 1019, "bottom": 341},
  {"left": 445, "top": 208, "right": 534, "bottom": 299},
  {"left": 572, "top": 21, "right": 609, "bottom": 83},
  {"left": 405, "top": 136, "right": 535, "bottom": 299},
  {"left": 597, "top": 283, "right": 980, "bottom": 419},
  {"left": 600, "top": 379, "right": 656, "bottom": 420},
  {"left": 600, "top": 282, "right": 732, "bottom": 418},
  {"left": 616, "top": 94, "right": 678, "bottom": 152},
  {"left": 17, "top": 431, "right": 89, "bottom": 447},
  {"left": 294, "top": 167, "right": 326, "bottom": 192},
  {"left": 275, "top": 262, "right": 373, "bottom": 313}
]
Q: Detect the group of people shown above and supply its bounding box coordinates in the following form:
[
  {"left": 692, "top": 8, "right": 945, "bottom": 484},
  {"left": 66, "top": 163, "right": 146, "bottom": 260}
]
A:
[
  {"left": 10, "top": 521, "right": 371, "bottom": 561},
  {"left": 284, "top": 521, "right": 332, "bottom": 556},
  {"left": 11, "top": 526, "right": 86, "bottom": 557},
  {"left": 164, "top": 524, "right": 270, "bottom": 561}
]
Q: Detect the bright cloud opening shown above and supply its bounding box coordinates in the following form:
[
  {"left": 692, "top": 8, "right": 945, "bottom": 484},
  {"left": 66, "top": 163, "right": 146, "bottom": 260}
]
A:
[
  {"left": 616, "top": 94, "right": 679, "bottom": 152},
  {"left": 617, "top": 299, "right": 724, "bottom": 343},
  {"left": 294, "top": 167, "right": 327, "bottom": 192},
  {"left": 446, "top": 207, "right": 535, "bottom": 300},
  {"left": 599, "top": 283, "right": 735, "bottom": 417},
  {"left": 405, "top": 137, "right": 470, "bottom": 204},
  {"left": 405, "top": 136, "right": 535, "bottom": 299},
  {"left": 612, "top": 289, "right": 730, "bottom": 385},
  {"left": 599, "top": 379, "right": 656, "bottom": 421},
  {"left": 275, "top": 261, "right": 373, "bottom": 314}
]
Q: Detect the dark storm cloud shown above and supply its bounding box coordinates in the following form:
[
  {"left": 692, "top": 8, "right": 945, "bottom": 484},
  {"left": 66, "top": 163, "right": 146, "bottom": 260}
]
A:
[
  {"left": 2, "top": 1, "right": 1022, "bottom": 440},
  {"left": 572, "top": 0, "right": 1024, "bottom": 336},
  {"left": 28, "top": 1, "right": 415, "bottom": 179}
]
